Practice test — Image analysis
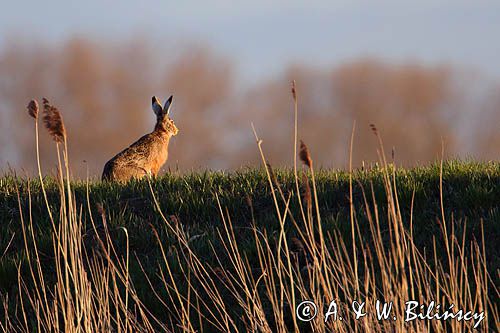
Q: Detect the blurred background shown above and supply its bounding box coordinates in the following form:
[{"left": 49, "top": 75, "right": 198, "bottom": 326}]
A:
[{"left": 1, "top": 1, "right": 499, "bottom": 177}]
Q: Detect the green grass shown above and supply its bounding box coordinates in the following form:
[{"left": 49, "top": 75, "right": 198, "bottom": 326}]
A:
[{"left": 0, "top": 160, "right": 499, "bottom": 330}]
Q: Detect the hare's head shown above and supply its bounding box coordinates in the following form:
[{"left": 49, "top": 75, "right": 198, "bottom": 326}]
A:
[{"left": 152, "top": 95, "right": 179, "bottom": 136}]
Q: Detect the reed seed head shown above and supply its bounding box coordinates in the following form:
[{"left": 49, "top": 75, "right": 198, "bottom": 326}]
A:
[
  {"left": 290, "top": 237, "right": 305, "bottom": 254},
  {"left": 291, "top": 80, "right": 297, "bottom": 101},
  {"left": 299, "top": 140, "right": 312, "bottom": 168},
  {"left": 42, "top": 98, "right": 66, "bottom": 143},
  {"left": 27, "top": 99, "right": 39, "bottom": 119},
  {"left": 213, "top": 267, "right": 228, "bottom": 283}
]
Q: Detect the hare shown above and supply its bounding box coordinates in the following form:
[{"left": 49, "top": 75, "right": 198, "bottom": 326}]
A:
[{"left": 102, "top": 95, "right": 179, "bottom": 182}]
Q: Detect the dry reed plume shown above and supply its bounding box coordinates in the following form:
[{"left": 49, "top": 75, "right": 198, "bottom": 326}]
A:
[
  {"left": 27, "top": 100, "right": 38, "bottom": 120},
  {"left": 299, "top": 140, "right": 312, "bottom": 168},
  {"left": 42, "top": 97, "right": 66, "bottom": 143}
]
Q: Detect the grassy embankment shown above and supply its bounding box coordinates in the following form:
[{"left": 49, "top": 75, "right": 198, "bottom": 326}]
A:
[
  {"left": 0, "top": 94, "right": 497, "bottom": 331},
  {"left": 0, "top": 161, "right": 498, "bottom": 331}
]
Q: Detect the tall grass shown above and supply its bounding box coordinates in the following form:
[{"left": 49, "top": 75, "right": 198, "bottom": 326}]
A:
[
  {"left": 1, "top": 91, "right": 498, "bottom": 332},
  {"left": 4, "top": 99, "right": 154, "bottom": 332}
]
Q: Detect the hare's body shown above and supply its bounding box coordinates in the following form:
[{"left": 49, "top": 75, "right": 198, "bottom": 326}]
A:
[
  {"left": 102, "top": 96, "right": 178, "bottom": 182},
  {"left": 102, "top": 132, "right": 170, "bottom": 180}
]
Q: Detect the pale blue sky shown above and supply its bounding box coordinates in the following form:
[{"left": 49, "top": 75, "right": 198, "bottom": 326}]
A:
[{"left": 1, "top": 1, "right": 499, "bottom": 83}]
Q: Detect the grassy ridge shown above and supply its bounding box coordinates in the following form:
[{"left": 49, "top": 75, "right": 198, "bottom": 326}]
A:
[{"left": 0, "top": 160, "right": 499, "bottom": 329}]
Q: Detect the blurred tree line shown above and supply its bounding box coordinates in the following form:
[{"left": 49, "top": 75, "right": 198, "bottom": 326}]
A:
[{"left": 0, "top": 37, "right": 498, "bottom": 177}]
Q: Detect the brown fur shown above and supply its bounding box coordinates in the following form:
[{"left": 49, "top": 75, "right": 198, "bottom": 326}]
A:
[{"left": 102, "top": 96, "right": 178, "bottom": 182}]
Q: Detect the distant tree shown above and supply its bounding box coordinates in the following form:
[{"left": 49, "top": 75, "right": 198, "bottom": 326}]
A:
[
  {"left": 0, "top": 37, "right": 498, "bottom": 176},
  {"left": 332, "top": 60, "right": 456, "bottom": 165},
  {"left": 160, "top": 46, "right": 234, "bottom": 169}
]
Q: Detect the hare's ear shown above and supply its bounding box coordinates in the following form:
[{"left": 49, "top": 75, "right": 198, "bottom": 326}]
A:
[
  {"left": 152, "top": 96, "right": 163, "bottom": 116},
  {"left": 163, "top": 95, "right": 173, "bottom": 116}
]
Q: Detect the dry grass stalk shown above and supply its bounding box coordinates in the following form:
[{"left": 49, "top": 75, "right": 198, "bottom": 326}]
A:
[
  {"left": 245, "top": 195, "right": 253, "bottom": 208},
  {"left": 291, "top": 80, "right": 308, "bottom": 228},
  {"left": 96, "top": 202, "right": 106, "bottom": 218},
  {"left": 266, "top": 162, "right": 279, "bottom": 188},
  {"left": 42, "top": 97, "right": 66, "bottom": 143}
]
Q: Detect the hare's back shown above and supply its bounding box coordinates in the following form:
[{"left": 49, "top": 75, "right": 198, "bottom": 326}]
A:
[{"left": 101, "top": 134, "right": 155, "bottom": 180}]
